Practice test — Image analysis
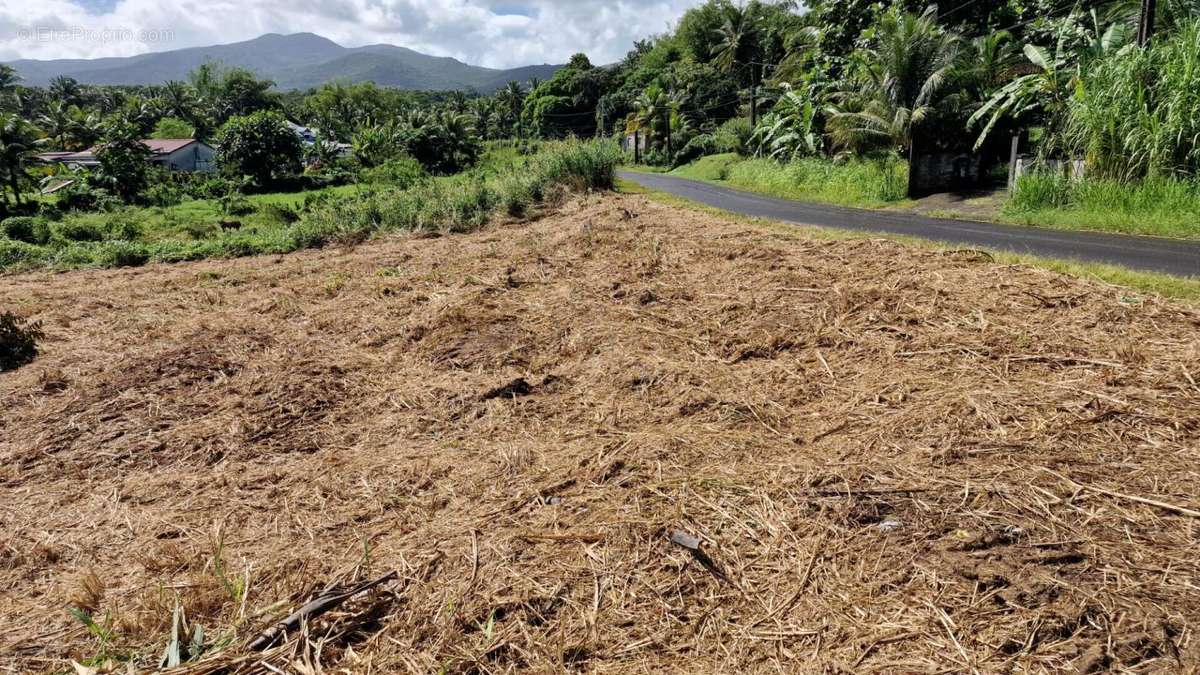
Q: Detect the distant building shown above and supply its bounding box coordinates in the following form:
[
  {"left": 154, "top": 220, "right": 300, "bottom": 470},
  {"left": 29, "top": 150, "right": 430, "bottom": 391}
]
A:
[
  {"left": 286, "top": 120, "right": 352, "bottom": 162},
  {"left": 37, "top": 139, "right": 217, "bottom": 173}
]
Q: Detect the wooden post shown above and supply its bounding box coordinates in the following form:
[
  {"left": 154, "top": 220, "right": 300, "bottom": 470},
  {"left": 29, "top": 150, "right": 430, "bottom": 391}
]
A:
[
  {"left": 906, "top": 137, "right": 920, "bottom": 199},
  {"left": 634, "top": 129, "right": 641, "bottom": 164},
  {"left": 1007, "top": 134, "right": 1020, "bottom": 193},
  {"left": 1138, "top": 0, "right": 1157, "bottom": 46}
]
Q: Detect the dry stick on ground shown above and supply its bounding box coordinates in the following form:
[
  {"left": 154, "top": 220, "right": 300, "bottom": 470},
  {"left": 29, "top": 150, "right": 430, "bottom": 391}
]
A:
[
  {"left": 247, "top": 571, "right": 399, "bottom": 651},
  {"left": 1042, "top": 468, "right": 1200, "bottom": 519}
]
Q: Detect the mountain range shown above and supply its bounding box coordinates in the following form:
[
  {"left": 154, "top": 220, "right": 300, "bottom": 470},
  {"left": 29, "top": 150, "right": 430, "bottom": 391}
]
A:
[{"left": 6, "top": 33, "right": 564, "bottom": 93}]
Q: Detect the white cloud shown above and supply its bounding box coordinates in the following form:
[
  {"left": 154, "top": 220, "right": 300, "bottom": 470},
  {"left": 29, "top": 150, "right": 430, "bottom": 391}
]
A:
[{"left": 0, "top": 0, "right": 698, "bottom": 67}]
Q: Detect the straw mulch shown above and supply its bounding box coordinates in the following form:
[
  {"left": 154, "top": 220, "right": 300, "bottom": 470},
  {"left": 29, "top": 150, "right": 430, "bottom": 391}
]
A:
[{"left": 2, "top": 192, "right": 1199, "bottom": 674}]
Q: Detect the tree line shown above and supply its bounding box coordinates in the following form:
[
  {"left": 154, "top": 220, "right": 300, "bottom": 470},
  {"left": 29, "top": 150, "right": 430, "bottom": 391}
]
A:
[{"left": 2, "top": 0, "right": 1199, "bottom": 218}]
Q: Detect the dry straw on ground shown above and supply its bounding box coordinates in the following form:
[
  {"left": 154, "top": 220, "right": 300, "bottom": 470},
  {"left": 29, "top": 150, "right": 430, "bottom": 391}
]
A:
[{"left": 1, "top": 193, "right": 1199, "bottom": 673}]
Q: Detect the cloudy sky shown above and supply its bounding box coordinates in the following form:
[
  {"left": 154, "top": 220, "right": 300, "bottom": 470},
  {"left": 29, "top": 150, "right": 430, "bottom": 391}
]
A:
[{"left": 0, "top": 0, "right": 702, "bottom": 67}]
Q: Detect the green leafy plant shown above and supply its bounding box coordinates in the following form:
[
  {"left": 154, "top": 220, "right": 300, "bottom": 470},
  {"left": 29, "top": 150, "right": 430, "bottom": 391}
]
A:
[
  {"left": 214, "top": 111, "right": 303, "bottom": 187},
  {"left": 1, "top": 216, "right": 49, "bottom": 244}
]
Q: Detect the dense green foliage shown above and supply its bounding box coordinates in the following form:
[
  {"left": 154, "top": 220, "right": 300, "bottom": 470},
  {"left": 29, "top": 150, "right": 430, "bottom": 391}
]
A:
[
  {"left": 1066, "top": 22, "right": 1200, "bottom": 179},
  {"left": 0, "top": 140, "right": 618, "bottom": 273},
  {"left": 94, "top": 120, "right": 152, "bottom": 203},
  {"left": 0, "top": 0, "right": 1196, "bottom": 252},
  {"left": 215, "top": 111, "right": 304, "bottom": 186}
]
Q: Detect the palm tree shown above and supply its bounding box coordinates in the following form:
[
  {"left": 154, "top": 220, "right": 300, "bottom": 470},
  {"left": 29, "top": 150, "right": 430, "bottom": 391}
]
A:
[
  {"left": 825, "top": 7, "right": 961, "bottom": 156},
  {"left": 500, "top": 81, "right": 525, "bottom": 139},
  {"left": 49, "top": 76, "right": 82, "bottom": 107},
  {"left": 66, "top": 109, "right": 103, "bottom": 150},
  {"left": 471, "top": 97, "right": 497, "bottom": 140},
  {"left": 37, "top": 100, "right": 74, "bottom": 149},
  {"left": 0, "top": 65, "right": 19, "bottom": 93},
  {"left": 633, "top": 85, "right": 678, "bottom": 158},
  {"left": 0, "top": 113, "right": 38, "bottom": 217},
  {"left": 713, "top": 5, "right": 756, "bottom": 73},
  {"left": 773, "top": 26, "right": 824, "bottom": 83},
  {"left": 713, "top": 6, "right": 763, "bottom": 124}
]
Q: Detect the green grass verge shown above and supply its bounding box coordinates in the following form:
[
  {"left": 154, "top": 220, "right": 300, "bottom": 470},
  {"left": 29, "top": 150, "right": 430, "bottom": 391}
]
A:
[
  {"left": 1004, "top": 172, "right": 1200, "bottom": 238},
  {"left": 653, "top": 154, "right": 912, "bottom": 209},
  {"left": 617, "top": 177, "right": 1200, "bottom": 304},
  {"left": 0, "top": 139, "right": 622, "bottom": 274},
  {"left": 654, "top": 153, "right": 1200, "bottom": 239}
]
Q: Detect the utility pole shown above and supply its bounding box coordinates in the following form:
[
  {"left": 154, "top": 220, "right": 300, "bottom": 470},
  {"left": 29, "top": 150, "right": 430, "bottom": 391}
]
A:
[
  {"left": 750, "top": 63, "right": 759, "bottom": 128},
  {"left": 664, "top": 110, "right": 673, "bottom": 158},
  {"left": 1138, "top": 0, "right": 1157, "bottom": 46}
]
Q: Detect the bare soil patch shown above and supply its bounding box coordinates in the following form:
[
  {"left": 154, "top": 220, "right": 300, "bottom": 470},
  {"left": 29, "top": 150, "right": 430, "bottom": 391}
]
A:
[{"left": 2, "top": 193, "right": 1199, "bottom": 673}]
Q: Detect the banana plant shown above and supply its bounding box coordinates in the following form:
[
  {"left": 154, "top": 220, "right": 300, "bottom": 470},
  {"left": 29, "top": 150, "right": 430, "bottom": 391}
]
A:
[{"left": 750, "top": 83, "right": 819, "bottom": 160}]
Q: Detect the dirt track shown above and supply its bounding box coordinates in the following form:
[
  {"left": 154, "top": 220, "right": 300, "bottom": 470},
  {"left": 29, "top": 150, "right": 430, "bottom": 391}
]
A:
[{"left": 2, "top": 193, "right": 1200, "bottom": 673}]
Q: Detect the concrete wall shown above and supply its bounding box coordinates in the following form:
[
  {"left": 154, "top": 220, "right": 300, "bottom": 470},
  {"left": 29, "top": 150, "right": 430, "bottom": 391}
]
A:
[
  {"left": 1013, "top": 157, "right": 1087, "bottom": 182},
  {"left": 909, "top": 152, "right": 984, "bottom": 196}
]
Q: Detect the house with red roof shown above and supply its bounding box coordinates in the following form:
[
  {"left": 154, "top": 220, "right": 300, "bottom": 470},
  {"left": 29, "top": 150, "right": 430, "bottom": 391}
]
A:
[{"left": 37, "top": 139, "right": 217, "bottom": 173}]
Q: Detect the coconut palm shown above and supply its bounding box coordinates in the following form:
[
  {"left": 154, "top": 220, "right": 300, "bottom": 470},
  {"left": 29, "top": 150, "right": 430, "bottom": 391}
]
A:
[
  {"left": 633, "top": 85, "right": 679, "bottom": 157},
  {"left": 712, "top": 5, "right": 758, "bottom": 74},
  {"left": 825, "top": 6, "right": 961, "bottom": 155},
  {"left": 49, "top": 76, "right": 83, "bottom": 107},
  {"left": 499, "top": 81, "right": 525, "bottom": 138},
  {"left": 773, "top": 26, "right": 824, "bottom": 83},
  {"left": 0, "top": 65, "right": 19, "bottom": 93},
  {"left": 37, "top": 100, "right": 74, "bottom": 150},
  {"left": 0, "top": 113, "right": 38, "bottom": 216},
  {"left": 471, "top": 97, "right": 498, "bottom": 139}
]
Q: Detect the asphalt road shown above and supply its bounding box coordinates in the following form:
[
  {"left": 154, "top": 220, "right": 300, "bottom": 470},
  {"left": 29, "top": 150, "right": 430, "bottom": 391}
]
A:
[{"left": 619, "top": 171, "right": 1200, "bottom": 278}]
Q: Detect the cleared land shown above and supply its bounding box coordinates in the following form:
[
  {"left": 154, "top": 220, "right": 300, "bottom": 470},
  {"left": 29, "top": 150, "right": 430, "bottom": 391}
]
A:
[{"left": 2, "top": 193, "right": 1200, "bottom": 673}]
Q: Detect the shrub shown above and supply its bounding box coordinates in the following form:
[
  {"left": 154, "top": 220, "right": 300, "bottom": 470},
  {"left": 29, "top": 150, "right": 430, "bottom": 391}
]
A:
[
  {"left": 215, "top": 111, "right": 304, "bottom": 186},
  {"left": 257, "top": 203, "right": 300, "bottom": 226},
  {"left": 143, "top": 181, "right": 185, "bottom": 207},
  {"left": 181, "top": 175, "right": 241, "bottom": 200},
  {"left": 94, "top": 240, "right": 151, "bottom": 268},
  {"left": 713, "top": 118, "right": 753, "bottom": 155},
  {"left": 674, "top": 134, "right": 718, "bottom": 167},
  {"left": 104, "top": 216, "right": 144, "bottom": 242},
  {"left": 0, "top": 239, "right": 46, "bottom": 269},
  {"left": 50, "top": 220, "right": 106, "bottom": 243},
  {"left": 38, "top": 201, "right": 64, "bottom": 221},
  {"left": 219, "top": 193, "right": 255, "bottom": 217},
  {"left": 2, "top": 217, "right": 50, "bottom": 245},
  {"left": 150, "top": 240, "right": 209, "bottom": 263},
  {"left": 56, "top": 181, "right": 122, "bottom": 213},
  {"left": 0, "top": 311, "right": 43, "bottom": 372},
  {"left": 360, "top": 155, "right": 427, "bottom": 188}
]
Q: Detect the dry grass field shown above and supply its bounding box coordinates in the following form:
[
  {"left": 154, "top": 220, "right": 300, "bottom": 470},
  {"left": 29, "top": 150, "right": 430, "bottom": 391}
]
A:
[{"left": 2, "top": 193, "right": 1199, "bottom": 673}]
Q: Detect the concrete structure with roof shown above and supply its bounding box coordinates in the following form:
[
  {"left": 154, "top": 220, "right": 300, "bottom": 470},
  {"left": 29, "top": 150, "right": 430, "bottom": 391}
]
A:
[{"left": 37, "top": 139, "right": 217, "bottom": 173}]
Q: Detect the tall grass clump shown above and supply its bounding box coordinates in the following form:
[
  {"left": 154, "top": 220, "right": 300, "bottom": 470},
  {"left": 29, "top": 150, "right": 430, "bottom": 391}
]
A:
[
  {"left": 724, "top": 155, "right": 909, "bottom": 207},
  {"left": 1067, "top": 20, "right": 1200, "bottom": 181},
  {"left": 292, "top": 137, "right": 619, "bottom": 243},
  {"left": 1007, "top": 172, "right": 1200, "bottom": 237},
  {"left": 531, "top": 138, "right": 622, "bottom": 192}
]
